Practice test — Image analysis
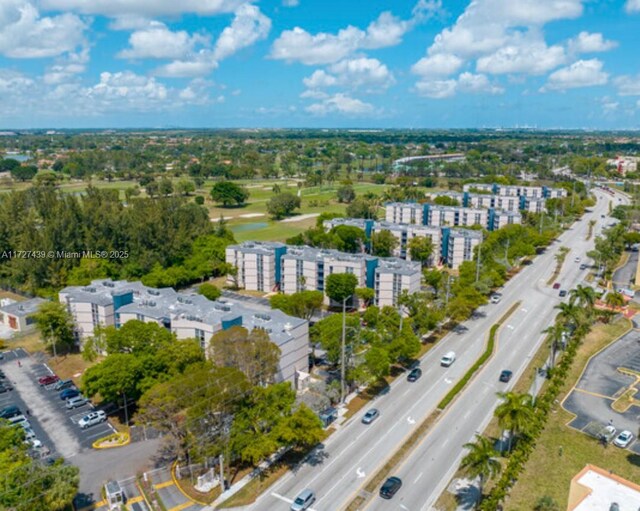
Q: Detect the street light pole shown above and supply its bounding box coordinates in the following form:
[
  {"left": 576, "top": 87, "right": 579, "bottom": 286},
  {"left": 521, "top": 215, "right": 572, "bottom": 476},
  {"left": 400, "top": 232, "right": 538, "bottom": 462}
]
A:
[
  {"left": 340, "top": 297, "right": 347, "bottom": 404},
  {"left": 475, "top": 243, "right": 482, "bottom": 283},
  {"left": 122, "top": 392, "right": 129, "bottom": 428}
]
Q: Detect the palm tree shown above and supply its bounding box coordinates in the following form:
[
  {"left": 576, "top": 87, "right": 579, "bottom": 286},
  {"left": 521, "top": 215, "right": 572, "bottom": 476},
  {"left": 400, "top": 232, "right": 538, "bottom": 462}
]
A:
[
  {"left": 569, "top": 284, "right": 597, "bottom": 309},
  {"left": 460, "top": 435, "right": 502, "bottom": 503},
  {"left": 554, "top": 302, "right": 582, "bottom": 329},
  {"left": 605, "top": 291, "right": 625, "bottom": 309},
  {"left": 542, "top": 323, "right": 565, "bottom": 368},
  {"left": 494, "top": 392, "right": 535, "bottom": 452}
]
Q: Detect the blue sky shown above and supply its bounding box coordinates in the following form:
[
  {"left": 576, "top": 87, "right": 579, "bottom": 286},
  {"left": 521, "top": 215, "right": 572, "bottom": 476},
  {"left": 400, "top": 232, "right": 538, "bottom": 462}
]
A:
[{"left": 1, "top": 0, "right": 639, "bottom": 129}]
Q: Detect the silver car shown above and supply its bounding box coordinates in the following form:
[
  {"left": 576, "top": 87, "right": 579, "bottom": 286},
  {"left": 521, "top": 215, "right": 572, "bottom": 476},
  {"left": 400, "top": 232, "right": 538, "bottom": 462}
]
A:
[
  {"left": 290, "top": 489, "right": 315, "bottom": 511},
  {"left": 362, "top": 409, "right": 380, "bottom": 424}
]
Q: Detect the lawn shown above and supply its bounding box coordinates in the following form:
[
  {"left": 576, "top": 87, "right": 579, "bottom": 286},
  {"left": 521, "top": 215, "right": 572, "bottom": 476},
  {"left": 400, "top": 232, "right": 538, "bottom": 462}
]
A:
[{"left": 504, "top": 317, "right": 636, "bottom": 510}]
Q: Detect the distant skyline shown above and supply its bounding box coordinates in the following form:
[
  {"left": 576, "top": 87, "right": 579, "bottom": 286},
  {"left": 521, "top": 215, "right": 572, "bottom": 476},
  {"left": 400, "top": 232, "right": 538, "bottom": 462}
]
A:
[{"left": 1, "top": 0, "right": 640, "bottom": 129}]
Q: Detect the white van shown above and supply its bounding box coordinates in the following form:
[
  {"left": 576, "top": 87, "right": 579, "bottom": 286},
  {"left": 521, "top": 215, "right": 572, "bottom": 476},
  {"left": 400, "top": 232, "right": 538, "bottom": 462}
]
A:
[{"left": 440, "top": 352, "right": 456, "bottom": 367}]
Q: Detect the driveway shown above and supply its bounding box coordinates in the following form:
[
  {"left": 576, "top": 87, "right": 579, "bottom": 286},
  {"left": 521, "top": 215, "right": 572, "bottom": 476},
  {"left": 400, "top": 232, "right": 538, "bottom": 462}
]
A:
[
  {"left": 613, "top": 249, "right": 639, "bottom": 290},
  {"left": 562, "top": 327, "right": 640, "bottom": 453}
]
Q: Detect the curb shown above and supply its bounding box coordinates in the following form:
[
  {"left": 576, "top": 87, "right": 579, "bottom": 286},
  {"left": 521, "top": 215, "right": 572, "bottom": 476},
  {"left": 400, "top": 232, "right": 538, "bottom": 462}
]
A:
[
  {"left": 92, "top": 431, "right": 130, "bottom": 449},
  {"left": 171, "top": 461, "right": 210, "bottom": 507}
]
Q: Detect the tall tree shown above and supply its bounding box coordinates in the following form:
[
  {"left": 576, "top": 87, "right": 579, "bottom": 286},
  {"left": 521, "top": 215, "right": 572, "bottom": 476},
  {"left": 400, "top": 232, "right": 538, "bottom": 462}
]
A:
[
  {"left": 460, "top": 435, "right": 502, "bottom": 501},
  {"left": 210, "top": 181, "right": 250, "bottom": 207},
  {"left": 33, "top": 301, "right": 75, "bottom": 356},
  {"left": 267, "top": 192, "right": 301, "bottom": 219},
  {"left": 494, "top": 392, "right": 535, "bottom": 452},
  {"left": 408, "top": 236, "right": 434, "bottom": 266},
  {"left": 208, "top": 326, "right": 281, "bottom": 386},
  {"left": 370, "top": 230, "right": 399, "bottom": 257}
]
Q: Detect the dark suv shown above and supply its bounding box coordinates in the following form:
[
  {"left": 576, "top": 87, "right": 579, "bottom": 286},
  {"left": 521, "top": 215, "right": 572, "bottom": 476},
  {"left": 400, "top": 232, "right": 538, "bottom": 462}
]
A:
[
  {"left": 0, "top": 405, "right": 21, "bottom": 419},
  {"left": 407, "top": 368, "right": 422, "bottom": 382},
  {"left": 380, "top": 477, "right": 402, "bottom": 499}
]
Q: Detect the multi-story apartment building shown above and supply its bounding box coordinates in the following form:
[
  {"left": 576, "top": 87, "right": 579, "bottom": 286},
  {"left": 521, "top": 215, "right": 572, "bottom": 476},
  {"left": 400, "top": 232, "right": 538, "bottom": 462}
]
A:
[
  {"left": 442, "top": 228, "right": 483, "bottom": 269},
  {"left": 491, "top": 209, "right": 523, "bottom": 230},
  {"left": 374, "top": 258, "right": 421, "bottom": 307},
  {"left": 521, "top": 197, "right": 546, "bottom": 213},
  {"left": 280, "top": 247, "right": 377, "bottom": 296},
  {"left": 0, "top": 297, "right": 46, "bottom": 334},
  {"left": 385, "top": 202, "right": 427, "bottom": 225},
  {"left": 59, "top": 279, "right": 308, "bottom": 385},
  {"left": 225, "top": 241, "right": 287, "bottom": 292},
  {"left": 322, "top": 217, "right": 374, "bottom": 237},
  {"left": 463, "top": 183, "right": 567, "bottom": 199}
]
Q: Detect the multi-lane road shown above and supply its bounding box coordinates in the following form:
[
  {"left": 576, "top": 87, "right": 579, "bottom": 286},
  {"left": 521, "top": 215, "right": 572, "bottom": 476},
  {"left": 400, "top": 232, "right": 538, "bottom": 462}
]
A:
[{"left": 252, "top": 189, "right": 621, "bottom": 511}]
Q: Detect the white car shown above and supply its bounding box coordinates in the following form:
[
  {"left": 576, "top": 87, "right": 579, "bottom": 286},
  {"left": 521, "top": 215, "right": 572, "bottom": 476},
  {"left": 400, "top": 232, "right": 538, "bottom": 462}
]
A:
[
  {"left": 8, "top": 415, "right": 30, "bottom": 429},
  {"left": 66, "top": 396, "right": 88, "bottom": 409},
  {"left": 574, "top": 256, "right": 581, "bottom": 263},
  {"left": 490, "top": 293, "right": 502, "bottom": 304},
  {"left": 613, "top": 430, "right": 634, "bottom": 448},
  {"left": 441, "top": 352, "right": 456, "bottom": 367},
  {"left": 78, "top": 410, "right": 107, "bottom": 429}
]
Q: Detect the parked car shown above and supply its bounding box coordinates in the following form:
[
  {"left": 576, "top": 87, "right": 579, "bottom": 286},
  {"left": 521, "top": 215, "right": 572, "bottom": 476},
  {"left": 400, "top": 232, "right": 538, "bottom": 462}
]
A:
[
  {"left": 362, "top": 409, "right": 380, "bottom": 425},
  {"left": 600, "top": 425, "right": 617, "bottom": 443},
  {"left": 290, "top": 489, "right": 315, "bottom": 511},
  {"left": 379, "top": 476, "right": 402, "bottom": 499},
  {"left": 38, "top": 374, "right": 59, "bottom": 386},
  {"left": 0, "top": 405, "right": 21, "bottom": 419},
  {"left": 53, "top": 379, "right": 74, "bottom": 391},
  {"left": 8, "top": 415, "right": 30, "bottom": 429},
  {"left": 0, "top": 382, "right": 13, "bottom": 393},
  {"left": 441, "top": 352, "right": 456, "bottom": 367},
  {"left": 579, "top": 263, "right": 587, "bottom": 270},
  {"left": 78, "top": 410, "right": 107, "bottom": 429},
  {"left": 613, "top": 430, "right": 634, "bottom": 448},
  {"left": 499, "top": 370, "right": 513, "bottom": 383},
  {"left": 552, "top": 282, "right": 561, "bottom": 290},
  {"left": 490, "top": 293, "right": 502, "bottom": 304},
  {"left": 0, "top": 370, "right": 7, "bottom": 379},
  {"left": 574, "top": 256, "right": 581, "bottom": 263},
  {"left": 66, "top": 396, "right": 88, "bottom": 409},
  {"left": 23, "top": 427, "right": 37, "bottom": 441},
  {"left": 407, "top": 368, "right": 422, "bottom": 382},
  {"left": 559, "top": 289, "right": 568, "bottom": 297},
  {"left": 59, "top": 388, "right": 80, "bottom": 401}
]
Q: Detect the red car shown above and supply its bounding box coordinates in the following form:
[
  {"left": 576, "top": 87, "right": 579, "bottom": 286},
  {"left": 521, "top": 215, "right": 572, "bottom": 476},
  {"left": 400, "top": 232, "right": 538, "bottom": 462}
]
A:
[
  {"left": 552, "top": 283, "right": 561, "bottom": 289},
  {"left": 38, "top": 374, "right": 59, "bottom": 386}
]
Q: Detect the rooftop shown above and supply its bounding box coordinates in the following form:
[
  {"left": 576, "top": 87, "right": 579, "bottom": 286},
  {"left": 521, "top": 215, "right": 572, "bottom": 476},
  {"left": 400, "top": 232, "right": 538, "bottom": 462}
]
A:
[
  {"left": 0, "top": 297, "right": 46, "bottom": 317},
  {"left": 227, "top": 241, "right": 286, "bottom": 255},
  {"left": 376, "top": 258, "right": 421, "bottom": 276},
  {"left": 449, "top": 228, "right": 483, "bottom": 239},
  {"left": 282, "top": 246, "right": 376, "bottom": 263},
  {"left": 569, "top": 465, "right": 640, "bottom": 511}
]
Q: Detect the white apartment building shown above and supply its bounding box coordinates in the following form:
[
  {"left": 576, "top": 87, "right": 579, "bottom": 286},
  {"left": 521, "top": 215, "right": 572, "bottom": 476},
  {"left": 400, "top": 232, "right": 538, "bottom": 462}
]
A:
[
  {"left": 225, "top": 241, "right": 287, "bottom": 292},
  {"left": 459, "top": 207, "right": 489, "bottom": 228},
  {"left": 491, "top": 210, "right": 522, "bottom": 230},
  {"left": 521, "top": 197, "right": 546, "bottom": 214},
  {"left": 374, "top": 258, "right": 422, "bottom": 308},
  {"left": 59, "top": 279, "right": 309, "bottom": 386},
  {"left": 385, "top": 202, "right": 426, "bottom": 225},
  {"left": 463, "top": 183, "right": 567, "bottom": 199},
  {"left": 280, "top": 247, "right": 376, "bottom": 296},
  {"left": 466, "top": 193, "right": 496, "bottom": 209},
  {"left": 425, "top": 205, "right": 459, "bottom": 227},
  {"left": 493, "top": 195, "right": 521, "bottom": 212},
  {"left": 444, "top": 228, "right": 482, "bottom": 269}
]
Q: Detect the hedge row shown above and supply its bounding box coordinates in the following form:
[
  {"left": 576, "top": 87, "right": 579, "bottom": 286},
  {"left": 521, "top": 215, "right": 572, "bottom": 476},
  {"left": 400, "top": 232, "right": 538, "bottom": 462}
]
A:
[
  {"left": 437, "top": 302, "right": 521, "bottom": 411},
  {"left": 479, "top": 327, "right": 588, "bottom": 509}
]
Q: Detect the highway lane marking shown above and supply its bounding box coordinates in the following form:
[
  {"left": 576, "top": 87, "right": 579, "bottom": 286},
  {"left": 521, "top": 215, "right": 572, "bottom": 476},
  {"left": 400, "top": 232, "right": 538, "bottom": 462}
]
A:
[
  {"left": 414, "top": 472, "right": 424, "bottom": 484},
  {"left": 271, "top": 492, "right": 293, "bottom": 504},
  {"left": 357, "top": 467, "right": 366, "bottom": 478},
  {"left": 463, "top": 410, "right": 472, "bottom": 419},
  {"left": 572, "top": 387, "right": 615, "bottom": 400},
  {"left": 407, "top": 416, "right": 416, "bottom": 424}
]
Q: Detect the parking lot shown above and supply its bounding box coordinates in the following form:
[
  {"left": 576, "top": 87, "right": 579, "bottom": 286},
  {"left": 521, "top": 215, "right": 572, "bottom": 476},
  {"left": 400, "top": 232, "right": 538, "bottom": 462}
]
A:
[
  {"left": 562, "top": 327, "right": 640, "bottom": 453},
  {"left": 0, "top": 348, "right": 115, "bottom": 459}
]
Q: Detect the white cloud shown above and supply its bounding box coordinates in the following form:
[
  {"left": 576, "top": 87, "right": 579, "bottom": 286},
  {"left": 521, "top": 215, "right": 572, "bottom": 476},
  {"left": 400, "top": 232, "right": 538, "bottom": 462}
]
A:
[
  {"left": 614, "top": 75, "right": 640, "bottom": 96},
  {"left": 415, "top": 71, "right": 503, "bottom": 98},
  {"left": 87, "top": 71, "right": 168, "bottom": 107},
  {"left": 270, "top": 10, "right": 412, "bottom": 65},
  {"left": 542, "top": 59, "right": 608, "bottom": 91},
  {"left": 41, "top": 0, "right": 244, "bottom": 17},
  {"left": 154, "top": 53, "right": 218, "bottom": 78},
  {"left": 601, "top": 96, "right": 619, "bottom": 114},
  {"left": 412, "top": 53, "right": 463, "bottom": 77},
  {"left": 625, "top": 0, "right": 640, "bottom": 13},
  {"left": 0, "top": 0, "right": 87, "bottom": 58},
  {"left": 305, "top": 93, "right": 375, "bottom": 115},
  {"left": 118, "top": 22, "right": 208, "bottom": 60},
  {"left": 282, "top": 0, "right": 299, "bottom": 6},
  {"left": 0, "top": 69, "right": 35, "bottom": 93},
  {"left": 300, "top": 89, "right": 329, "bottom": 99},
  {"left": 44, "top": 48, "right": 90, "bottom": 84},
  {"left": 476, "top": 36, "right": 566, "bottom": 75},
  {"left": 303, "top": 58, "right": 395, "bottom": 92},
  {"left": 411, "top": 0, "right": 586, "bottom": 94},
  {"left": 213, "top": 4, "right": 271, "bottom": 61},
  {"left": 568, "top": 31, "right": 617, "bottom": 53}
]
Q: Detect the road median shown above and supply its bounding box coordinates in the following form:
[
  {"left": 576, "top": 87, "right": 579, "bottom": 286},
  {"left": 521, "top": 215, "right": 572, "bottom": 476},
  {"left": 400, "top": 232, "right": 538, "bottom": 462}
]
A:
[{"left": 345, "top": 301, "right": 520, "bottom": 511}]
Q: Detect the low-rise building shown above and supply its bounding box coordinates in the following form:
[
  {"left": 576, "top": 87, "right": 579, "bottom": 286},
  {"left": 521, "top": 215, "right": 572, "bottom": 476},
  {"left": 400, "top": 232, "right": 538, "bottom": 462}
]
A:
[
  {"left": 59, "top": 279, "right": 308, "bottom": 385},
  {"left": 442, "top": 228, "right": 482, "bottom": 269},
  {"left": 0, "top": 297, "right": 46, "bottom": 334},
  {"left": 225, "top": 241, "right": 287, "bottom": 292},
  {"left": 322, "top": 217, "right": 374, "bottom": 238},
  {"left": 463, "top": 183, "right": 567, "bottom": 199},
  {"left": 374, "top": 258, "right": 421, "bottom": 307},
  {"left": 567, "top": 464, "right": 640, "bottom": 511}
]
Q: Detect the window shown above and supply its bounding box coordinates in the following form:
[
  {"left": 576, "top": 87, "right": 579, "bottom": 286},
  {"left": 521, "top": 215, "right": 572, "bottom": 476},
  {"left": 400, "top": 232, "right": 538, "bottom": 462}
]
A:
[
  {"left": 195, "top": 328, "right": 206, "bottom": 349},
  {"left": 136, "top": 314, "right": 144, "bottom": 321},
  {"left": 91, "top": 303, "right": 100, "bottom": 327}
]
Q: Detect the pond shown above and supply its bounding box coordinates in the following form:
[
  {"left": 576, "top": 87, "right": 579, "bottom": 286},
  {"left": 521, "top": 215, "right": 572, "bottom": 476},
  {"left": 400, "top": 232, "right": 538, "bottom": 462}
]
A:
[
  {"left": 3, "top": 153, "right": 30, "bottom": 162},
  {"left": 230, "top": 222, "right": 269, "bottom": 233}
]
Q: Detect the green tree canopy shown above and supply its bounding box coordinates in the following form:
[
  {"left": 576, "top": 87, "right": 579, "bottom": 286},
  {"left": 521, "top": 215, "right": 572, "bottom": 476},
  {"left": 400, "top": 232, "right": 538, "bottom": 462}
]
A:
[
  {"left": 267, "top": 192, "right": 301, "bottom": 219},
  {"left": 33, "top": 301, "right": 75, "bottom": 355},
  {"left": 199, "top": 282, "right": 222, "bottom": 301},
  {"left": 371, "top": 229, "right": 399, "bottom": 257},
  {"left": 210, "top": 181, "right": 250, "bottom": 207},
  {"left": 325, "top": 272, "right": 358, "bottom": 303}
]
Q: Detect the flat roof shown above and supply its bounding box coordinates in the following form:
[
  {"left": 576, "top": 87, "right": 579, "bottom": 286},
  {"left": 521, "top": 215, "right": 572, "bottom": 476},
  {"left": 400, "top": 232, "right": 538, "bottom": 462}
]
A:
[
  {"left": 375, "top": 258, "right": 421, "bottom": 276},
  {"left": 0, "top": 297, "right": 46, "bottom": 317},
  {"left": 227, "top": 241, "right": 286, "bottom": 255},
  {"left": 570, "top": 465, "right": 640, "bottom": 511}
]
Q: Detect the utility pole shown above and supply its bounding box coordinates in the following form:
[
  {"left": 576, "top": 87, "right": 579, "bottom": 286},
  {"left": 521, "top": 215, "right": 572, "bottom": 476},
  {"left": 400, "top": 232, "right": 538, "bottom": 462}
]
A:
[
  {"left": 444, "top": 275, "right": 452, "bottom": 308},
  {"left": 571, "top": 180, "right": 576, "bottom": 208},
  {"left": 475, "top": 242, "right": 482, "bottom": 283},
  {"left": 504, "top": 238, "right": 510, "bottom": 266},
  {"left": 122, "top": 392, "right": 129, "bottom": 428},
  {"left": 340, "top": 297, "right": 347, "bottom": 403},
  {"left": 539, "top": 210, "right": 545, "bottom": 235}
]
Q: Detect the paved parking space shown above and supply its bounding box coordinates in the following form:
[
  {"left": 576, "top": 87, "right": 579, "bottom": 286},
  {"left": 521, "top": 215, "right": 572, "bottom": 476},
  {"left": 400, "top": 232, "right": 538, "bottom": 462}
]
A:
[
  {"left": 0, "top": 349, "right": 115, "bottom": 459},
  {"left": 562, "top": 328, "right": 640, "bottom": 453}
]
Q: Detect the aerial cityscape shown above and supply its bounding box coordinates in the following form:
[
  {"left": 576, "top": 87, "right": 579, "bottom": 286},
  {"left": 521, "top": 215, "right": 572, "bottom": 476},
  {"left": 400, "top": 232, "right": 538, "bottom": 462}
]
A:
[{"left": 1, "top": 1, "right": 640, "bottom": 511}]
